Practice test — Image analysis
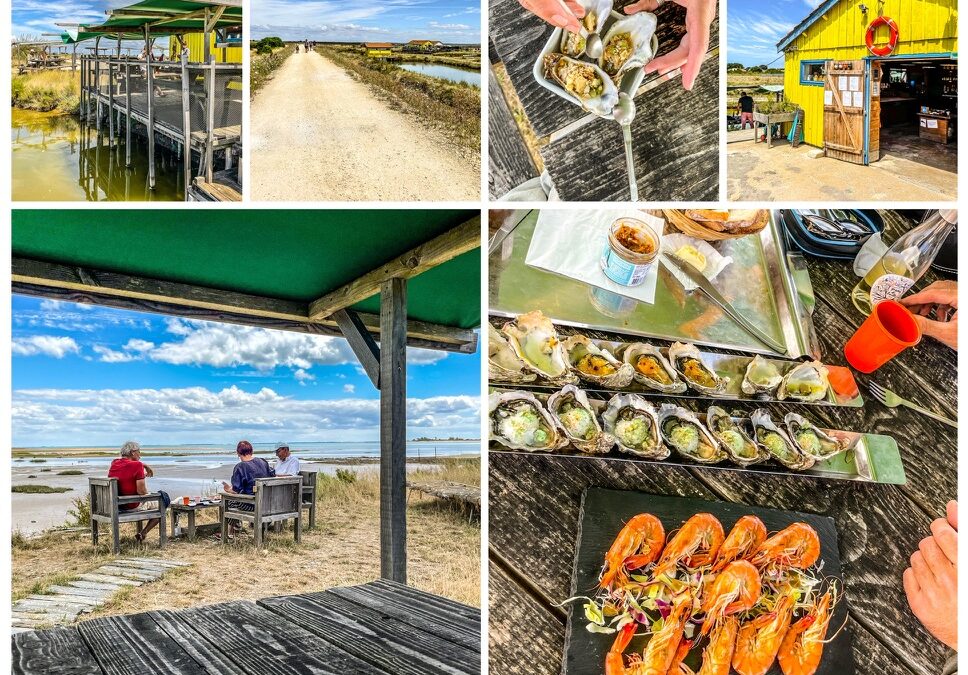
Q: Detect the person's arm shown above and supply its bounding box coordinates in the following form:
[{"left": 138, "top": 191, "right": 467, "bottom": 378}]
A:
[
  {"left": 223, "top": 465, "right": 243, "bottom": 494},
  {"left": 136, "top": 478, "right": 149, "bottom": 496},
  {"left": 899, "top": 280, "right": 958, "bottom": 350},
  {"left": 625, "top": 0, "right": 715, "bottom": 91}
]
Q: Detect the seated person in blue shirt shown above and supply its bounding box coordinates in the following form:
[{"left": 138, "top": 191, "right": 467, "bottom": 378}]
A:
[{"left": 221, "top": 440, "right": 274, "bottom": 532}]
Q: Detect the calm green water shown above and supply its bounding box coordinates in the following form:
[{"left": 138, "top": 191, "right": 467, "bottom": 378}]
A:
[
  {"left": 398, "top": 62, "right": 481, "bottom": 86},
  {"left": 12, "top": 108, "right": 184, "bottom": 201}
]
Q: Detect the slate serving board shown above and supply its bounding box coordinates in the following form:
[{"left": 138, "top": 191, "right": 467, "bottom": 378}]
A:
[{"left": 564, "top": 488, "right": 855, "bottom": 675}]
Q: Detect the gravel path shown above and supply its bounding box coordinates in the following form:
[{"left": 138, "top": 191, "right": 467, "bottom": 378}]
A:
[{"left": 249, "top": 51, "right": 480, "bottom": 201}]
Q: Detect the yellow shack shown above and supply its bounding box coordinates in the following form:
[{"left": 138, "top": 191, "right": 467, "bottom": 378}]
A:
[
  {"left": 170, "top": 28, "right": 242, "bottom": 63},
  {"left": 364, "top": 42, "right": 394, "bottom": 58},
  {"left": 778, "top": 0, "right": 957, "bottom": 165}
]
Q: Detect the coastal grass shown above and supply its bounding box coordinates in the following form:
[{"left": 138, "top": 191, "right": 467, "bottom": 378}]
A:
[
  {"left": 12, "top": 457, "right": 481, "bottom": 616},
  {"left": 12, "top": 69, "right": 80, "bottom": 115},
  {"left": 251, "top": 47, "right": 289, "bottom": 97},
  {"left": 13, "top": 485, "right": 72, "bottom": 494},
  {"left": 318, "top": 45, "right": 480, "bottom": 152},
  {"left": 725, "top": 72, "right": 784, "bottom": 115},
  {"left": 57, "top": 469, "right": 84, "bottom": 476}
]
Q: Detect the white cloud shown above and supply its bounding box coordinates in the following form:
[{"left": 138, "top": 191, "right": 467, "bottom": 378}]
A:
[
  {"left": 92, "top": 344, "right": 138, "bottom": 363},
  {"left": 12, "top": 336, "right": 80, "bottom": 358},
  {"left": 343, "top": 383, "right": 355, "bottom": 393},
  {"left": 429, "top": 21, "right": 471, "bottom": 30},
  {"left": 294, "top": 369, "right": 316, "bottom": 385}
]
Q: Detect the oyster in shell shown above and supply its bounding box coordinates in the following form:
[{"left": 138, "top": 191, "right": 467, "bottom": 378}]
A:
[
  {"left": 559, "top": 0, "right": 612, "bottom": 56},
  {"left": 489, "top": 391, "right": 563, "bottom": 451},
  {"left": 750, "top": 409, "right": 813, "bottom": 470},
  {"left": 621, "top": 343, "right": 687, "bottom": 393},
  {"left": 706, "top": 406, "right": 766, "bottom": 466},
  {"left": 602, "top": 394, "right": 668, "bottom": 459},
  {"left": 599, "top": 12, "right": 657, "bottom": 79},
  {"left": 488, "top": 324, "right": 536, "bottom": 384},
  {"left": 501, "top": 311, "right": 577, "bottom": 384},
  {"left": 668, "top": 342, "right": 729, "bottom": 395},
  {"left": 777, "top": 361, "right": 830, "bottom": 402},
  {"left": 784, "top": 413, "right": 849, "bottom": 461},
  {"left": 547, "top": 385, "right": 614, "bottom": 454},
  {"left": 658, "top": 404, "right": 726, "bottom": 464},
  {"left": 563, "top": 335, "right": 634, "bottom": 388},
  {"left": 543, "top": 54, "right": 619, "bottom": 116},
  {"left": 741, "top": 355, "right": 783, "bottom": 396}
]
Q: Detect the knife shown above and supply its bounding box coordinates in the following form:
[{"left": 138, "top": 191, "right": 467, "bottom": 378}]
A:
[{"left": 662, "top": 252, "right": 788, "bottom": 355}]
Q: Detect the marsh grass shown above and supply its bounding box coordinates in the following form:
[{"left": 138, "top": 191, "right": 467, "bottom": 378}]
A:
[
  {"left": 13, "top": 485, "right": 72, "bottom": 494},
  {"left": 251, "top": 47, "right": 289, "bottom": 97},
  {"left": 12, "top": 69, "right": 80, "bottom": 114},
  {"left": 319, "top": 46, "right": 480, "bottom": 152}
]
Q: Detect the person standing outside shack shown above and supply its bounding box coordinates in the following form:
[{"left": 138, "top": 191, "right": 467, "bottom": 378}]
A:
[
  {"left": 737, "top": 91, "right": 754, "bottom": 129},
  {"left": 273, "top": 442, "right": 300, "bottom": 476}
]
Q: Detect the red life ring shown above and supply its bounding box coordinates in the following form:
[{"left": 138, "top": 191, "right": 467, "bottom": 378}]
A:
[{"left": 866, "top": 16, "right": 899, "bottom": 56}]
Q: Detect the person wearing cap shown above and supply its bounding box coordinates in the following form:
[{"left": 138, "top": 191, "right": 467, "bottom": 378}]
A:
[
  {"left": 107, "top": 441, "right": 161, "bottom": 543},
  {"left": 274, "top": 443, "right": 300, "bottom": 476}
]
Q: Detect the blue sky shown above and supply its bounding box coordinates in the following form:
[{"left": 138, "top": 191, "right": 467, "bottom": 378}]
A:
[
  {"left": 251, "top": 0, "right": 480, "bottom": 45},
  {"left": 728, "top": 0, "right": 823, "bottom": 67},
  {"left": 12, "top": 296, "right": 481, "bottom": 447},
  {"left": 12, "top": 0, "right": 123, "bottom": 41}
]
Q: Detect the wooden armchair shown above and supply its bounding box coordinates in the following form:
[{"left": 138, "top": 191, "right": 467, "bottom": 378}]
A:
[
  {"left": 89, "top": 477, "right": 167, "bottom": 555},
  {"left": 299, "top": 470, "right": 318, "bottom": 530},
  {"left": 218, "top": 477, "right": 302, "bottom": 548}
]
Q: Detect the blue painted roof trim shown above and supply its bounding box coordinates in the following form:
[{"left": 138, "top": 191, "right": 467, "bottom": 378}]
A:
[{"left": 777, "top": 0, "right": 843, "bottom": 52}]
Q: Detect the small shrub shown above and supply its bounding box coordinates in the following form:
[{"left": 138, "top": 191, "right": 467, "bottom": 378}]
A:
[
  {"left": 13, "top": 485, "right": 72, "bottom": 494},
  {"left": 57, "top": 470, "right": 84, "bottom": 476},
  {"left": 29, "top": 458, "right": 46, "bottom": 463},
  {"left": 67, "top": 494, "right": 91, "bottom": 527},
  {"left": 335, "top": 468, "right": 357, "bottom": 484}
]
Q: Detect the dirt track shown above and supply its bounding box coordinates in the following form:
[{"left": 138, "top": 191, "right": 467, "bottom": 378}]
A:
[{"left": 249, "top": 51, "right": 480, "bottom": 201}]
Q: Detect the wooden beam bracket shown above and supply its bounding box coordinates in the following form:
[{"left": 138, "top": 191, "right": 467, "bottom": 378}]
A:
[{"left": 333, "top": 309, "right": 381, "bottom": 389}]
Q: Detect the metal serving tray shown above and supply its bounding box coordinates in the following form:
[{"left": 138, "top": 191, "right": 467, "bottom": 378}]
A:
[{"left": 489, "top": 210, "right": 817, "bottom": 359}]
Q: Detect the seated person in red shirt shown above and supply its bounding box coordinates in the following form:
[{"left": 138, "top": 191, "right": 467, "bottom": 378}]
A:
[
  {"left": 221, "top": 440, "right": 275, "bottom": 534},
  {"left": 107, "top": 441, "right": 160, "bottom": 543}
]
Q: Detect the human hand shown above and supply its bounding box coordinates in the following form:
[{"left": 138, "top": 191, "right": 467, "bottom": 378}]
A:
[
  {"left": 623, "top": 0, "right": 716, "bottom": 90},
  {"left": 519, "top": 0, "right": 586, "bottom": 33},
  {"left": 904, "top": 500, "right": 958, "bottom": 651},
  {"left": 144, "top": 464, "right": 154, "bottom": 478},
  {"left": 221, "top": 481, "right": 232, "bottom": 492},
  {"left": 899, "top": 280, "right": 957, "bottom": 350}
]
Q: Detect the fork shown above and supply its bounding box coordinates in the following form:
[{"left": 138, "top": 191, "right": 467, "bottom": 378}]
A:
[{"left": 868, "top": 382, "right": 957, "bottom": 428}]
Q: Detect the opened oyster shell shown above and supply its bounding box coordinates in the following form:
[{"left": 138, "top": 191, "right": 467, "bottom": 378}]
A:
[
  {"left": 668, "top": 342, "right": 729, "bottom": 395},
  {"left": 489, "top": 391, "right": 563, "bottom": 451},
  {"left": 621, "top": 343, "right": 687, "bottom": 394},
  {"left": 602, "top": 393, "right": 668, "bottom": 459},
  {"left": 559, "top": 0, "right": 611, "bottom": 56},
  {"left": 777, "top": 361, "right": 830, "bottom": 402},
  {"left": 784, "top": 413, "right": 849, "bottom": 461},
  {"left": 488, "top": 324, "right": 536, "bottom": 384},
  {"left": 707, "top": 406, "right": 766, "bottom": 466},
  {"left": 563, "top": 335, "right": 633, "bottom": 388},
  {"left": 501, "top": 311, "right": 577, "bottom": 384},
  {"left": 547, "top": 385, "right": 614, "bottom": 454},
  {"left": 658, "top": 404, "right": 726, "bottom": 464},
  {"left": 599, "top": 12, "right": 657, "bottom": 79},
  {"left": 750, "top": 409, "right": 813, "bottom": 470},
  {"left": 543, "top": 53, "right": 619, "bottom": 116},
  {"left": 741, "top": 355, "right": 783, "bottom": 396}
]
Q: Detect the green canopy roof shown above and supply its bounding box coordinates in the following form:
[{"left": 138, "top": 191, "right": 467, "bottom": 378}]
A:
[
  {"left": 11, "top": 209, "right": 481, "bottom": 332},
  {"left": 60, "top": 0, "right": 242, "bottom": 41}
]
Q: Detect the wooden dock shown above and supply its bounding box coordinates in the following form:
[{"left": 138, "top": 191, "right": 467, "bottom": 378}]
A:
[{"left": 12, "top": 580, "right": 481, "bottom": 674}]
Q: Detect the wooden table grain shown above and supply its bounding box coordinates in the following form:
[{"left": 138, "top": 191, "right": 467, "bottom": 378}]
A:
[
  {"left": 487, "top": 211, "right": 957, "bottom": 675},
  {"left": 488, "top": 0, "right": 720, "bottom": 201}
]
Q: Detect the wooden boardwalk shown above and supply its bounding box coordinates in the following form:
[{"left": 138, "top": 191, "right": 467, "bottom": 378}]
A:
[
  {"left": 408, "top": 480, "right": 482, "bottom": 509},
  {"left": 13, "top": 580, "right": 481, "bottom": 674}
]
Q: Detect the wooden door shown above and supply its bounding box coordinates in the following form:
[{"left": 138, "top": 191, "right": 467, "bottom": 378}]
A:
[
  {"left": 823, "top": 60, "right": 867, "bottom": 164},
  {"left": 868, "top": 62, "right": 882, "bottom": 162}
]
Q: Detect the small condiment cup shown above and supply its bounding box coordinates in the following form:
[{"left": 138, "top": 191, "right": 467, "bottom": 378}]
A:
[{"left": 844, "top": 300, "right": 921, "bottom": 373}]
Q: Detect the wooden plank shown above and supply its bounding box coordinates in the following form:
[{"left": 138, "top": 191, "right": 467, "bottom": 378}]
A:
[
  {"left": 47, "top": 586, "right": 115, "bottom": 600},
  {"left": 77, "top": 612, "right": 208, "bottom": 675},
  {"left": 407, "top": 480, "right": 481, "bottom": 507},
  {"left": 488, "top": 562, "right": 563, "bottom": 675},
  {"left": 380, "top": 277, "right": 408, "bottom": 583},
  {"left": 309, "top": 218, "right": 481, "bottom": 320},
  {"left": 488, "top": 66, "right": 537, "bottom": 200},
  {"left": 365, "top": 579, "right": 481, "bottom": 625},
  {"left": 259, "top": 591, "right": 479, "bottom": 674},
  {"left": 93, "top": 566, "right": 159, "bottom": 581},
  {"left": 12, "top": 626, "right": 102, "bottom": 675},
  {"left": 333, "top": 308, "right": 381, "bottom": 388},
  {"left": 68, "top": 581, "right": 124, "bottom": 591},
  {"left": 27, "top": 594, "right": 105, "bottom": 607},
  {"left": 76, "top": 574, "right": 142, "bottom": 587}
]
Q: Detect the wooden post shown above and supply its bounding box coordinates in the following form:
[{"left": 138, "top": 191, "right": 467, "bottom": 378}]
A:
[
  {"left": 125, "top": 62, "right": 132, "bottom": 167},
  {"left": 380, "top": 277, "right": 407, "bottom": 583},
  {"left": 107, "top": 59, "right": 114, "bottom": 147},
  {"left": 79, "top": 56, "right": 86, "bottom": 123},
  {"left": 94, "top": 38, "right": 102, "bottom": 132},
  {"left": 206, "top": 56, "right": 215, "bottom": 182},
  {"left": 204, "top": 7, "right": 211, "bottom": 62},
  {"left": 181, "top": 51, "right": 192, "bottom": 191},
  {"left": 145, "top": 29, "right": 156, "bottom": 190}
]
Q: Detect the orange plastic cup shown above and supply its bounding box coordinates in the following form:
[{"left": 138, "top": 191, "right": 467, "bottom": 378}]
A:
[
  {"left": 183, "top": 496, "right": 190, "bottom": 505},
  {"left": 844, "top": 300, "right": 921, "bottom": 373}
]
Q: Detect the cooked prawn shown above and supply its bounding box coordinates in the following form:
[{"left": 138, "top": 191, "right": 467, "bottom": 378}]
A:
[
  {"left": 604, "top": 591, "right": 693, "bottom": 675},
  {"left": 732, "top": 592, "right": 797, "bottom": 675},
  {"left": 681, "top": 616, "right": 739, "bottom": 675},
  {"left": 698, "top": 560, "right": 761, "bottom": 636},
  {"left": 600, "top": 513, "right": 666, "bottom": 590},
  {"left": 713, "top": 516, "right": 767, "bottom": 572},
  {"left": 778, "top": 588, "right": 837, "bottom": 675},
  {"left": 749, "top": 522, "right": 820, "bottom": 571},
  {"left": 653, "top": 513, "right": 725, "bottom": 577}
]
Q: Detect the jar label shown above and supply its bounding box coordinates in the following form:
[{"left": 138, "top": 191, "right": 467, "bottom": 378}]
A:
[
  {"left": 600, "top": 243, "right": 651, "bottom": 286},
  {"left": 870, "top": 274, "right": 915, "bottom": 305}
]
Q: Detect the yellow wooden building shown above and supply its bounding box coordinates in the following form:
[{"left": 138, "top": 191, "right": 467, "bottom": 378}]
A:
[
  {"left": 778, "top": 0, "right": 957, "bottom": 164},
  {"left": 170, "top": 30, "right": 242, "bottom": 63},
  {"left": 364, "top": 42, "right": 394, "bottom": 58}
]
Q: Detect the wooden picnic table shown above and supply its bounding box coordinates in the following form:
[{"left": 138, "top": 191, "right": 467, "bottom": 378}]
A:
[
  {"left": 488, "top": 0, "right": 719, "bottom": 201},
  {"left": 12, "top": 580, "right": 481, "bottom": 674},
  {"left": 488, "top": 210, "right": 957, "bottom": 675}
]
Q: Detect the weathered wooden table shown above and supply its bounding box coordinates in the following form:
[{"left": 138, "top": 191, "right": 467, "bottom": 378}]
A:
[
  {"left": 170, "top": 501, "right": 221, "bottom": 540},
  {"left": 488, "top": 211, "right": 957, "bottom": 675},
  {"left": 488, "top": 0, "right": 720, "bottom": 201},
  {"left": 12, "top": 579, "right": 481, "bottom": 674}
]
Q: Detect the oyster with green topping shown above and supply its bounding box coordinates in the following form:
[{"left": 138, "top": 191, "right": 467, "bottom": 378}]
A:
[
  {"left": 658, "top": 403, "right": 726, "bottom": 464},
  {"left": 707, "top": 406, "right": 766, "bottom": 466},
  {"left": 489, "top": 391, "right": 563, "bottom": 451},
  {"left": 547, "top": 385, "right": 614, "bottom": 454},
  {"left": 602, "top": 393, "right": 667, "bottom": 459},
  {"left": 501, "top": 310, "right": 577, "bottom": 385},
  {"left": 750, "top": 409, "right": 813, "bottom": 470},
  {"left": 784, "top": 413, "right": 849, "bottom": 461},
  {"left": 777, "top": 361, "right": 830, "bottom": 402}
]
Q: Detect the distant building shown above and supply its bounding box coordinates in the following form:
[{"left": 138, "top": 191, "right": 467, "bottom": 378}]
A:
[
  {"left": 364, "top": 42, "right": 394, "bottom": 58},
  {"left": 404, "top": 39, "right": 444, "bottom": 52}
]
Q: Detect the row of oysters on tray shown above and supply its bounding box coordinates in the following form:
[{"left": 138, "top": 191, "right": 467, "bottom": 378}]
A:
[
  {"left": 489, "top": 385, "right": 849, "bottom": 471},
  {"left": 542, "top": 0, "right": 658, "bottom": 114},
  {"left": 489, "top": 311, "right": 831, "bottom": 402}
]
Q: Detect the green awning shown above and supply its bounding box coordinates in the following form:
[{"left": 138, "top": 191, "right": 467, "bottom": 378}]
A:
[
  {"left": 11, "top": 209, "right": 480, "bottom": 331},
  {"left": 61, "top": 0, "right": 242, "bottom": 41}
]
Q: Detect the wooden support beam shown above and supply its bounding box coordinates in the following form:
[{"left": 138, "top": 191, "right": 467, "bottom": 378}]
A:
[
  {"left": 308, "top": 217, "right": 481, "bottom": 320},
  {"left": 11, "top": 258, "right": 478, "bottom": 353},
  {"left": 380, "top": 278, "right": 407, "bottom": 583},
  {"left": 333, "top": 309, "right": 381, "bottom": 388}
]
